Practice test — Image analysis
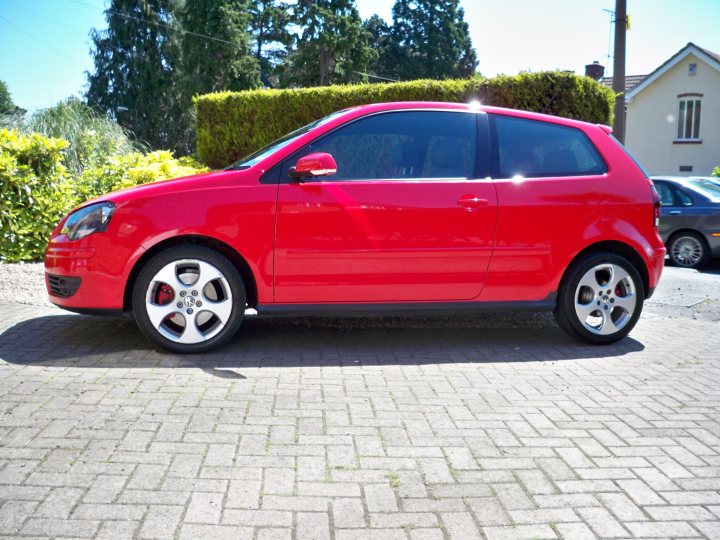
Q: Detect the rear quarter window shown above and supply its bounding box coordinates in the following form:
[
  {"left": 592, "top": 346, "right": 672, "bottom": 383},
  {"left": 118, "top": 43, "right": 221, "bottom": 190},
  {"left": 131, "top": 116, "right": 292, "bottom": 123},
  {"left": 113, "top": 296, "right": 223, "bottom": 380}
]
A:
[{"left": 490, "top": 115, "right": 607, "bottom": 178}]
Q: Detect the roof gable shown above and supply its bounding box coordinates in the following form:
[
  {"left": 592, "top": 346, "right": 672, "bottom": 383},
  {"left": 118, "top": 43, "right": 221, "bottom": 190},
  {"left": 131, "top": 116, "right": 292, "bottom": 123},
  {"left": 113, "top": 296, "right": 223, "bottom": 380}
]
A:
[{"left": 626, "top": 42, "right": 720, "bottom": 102}]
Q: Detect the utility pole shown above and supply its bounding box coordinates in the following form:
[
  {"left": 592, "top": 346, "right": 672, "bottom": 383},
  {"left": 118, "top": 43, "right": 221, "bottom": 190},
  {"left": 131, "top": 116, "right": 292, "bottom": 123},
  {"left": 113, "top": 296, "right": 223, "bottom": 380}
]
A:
[{"left": 612, "top": 0, "right": 627, "bottom": 142}]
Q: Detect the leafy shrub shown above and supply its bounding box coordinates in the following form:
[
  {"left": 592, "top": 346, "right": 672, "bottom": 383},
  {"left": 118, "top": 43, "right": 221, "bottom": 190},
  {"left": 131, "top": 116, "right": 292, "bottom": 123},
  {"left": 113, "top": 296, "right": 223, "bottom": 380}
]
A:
[
  {"left": 196, "top": 72, "right": 615, "bottom": 168},
  {"left": 77, "top": 151, "right": 207, "bottom": 200},
  {"left": 0, "top": 129, "right": 75, "bottom": 262},
  {"left": 0, "top": 97, "right": 142, "bottom": 176},
  {"left": 0, "top": 129, "right": 207, "bottom": 262},
  {"left": 713, "top": 165, "right": 719, "bottom": 177}
]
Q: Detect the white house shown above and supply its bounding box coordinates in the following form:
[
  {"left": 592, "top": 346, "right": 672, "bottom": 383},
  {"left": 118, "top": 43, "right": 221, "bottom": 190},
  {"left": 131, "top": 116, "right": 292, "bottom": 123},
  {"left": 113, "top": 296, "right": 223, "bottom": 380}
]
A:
[{"left": 622, "top": 43, "right": 720, "bottom": 176}]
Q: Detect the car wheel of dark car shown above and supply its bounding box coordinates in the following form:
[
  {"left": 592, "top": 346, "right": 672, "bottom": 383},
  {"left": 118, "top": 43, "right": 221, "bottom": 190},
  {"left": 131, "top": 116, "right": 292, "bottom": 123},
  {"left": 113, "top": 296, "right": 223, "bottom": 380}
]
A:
[
  {"left": 132, "top": 246, "right": 245, "bottom": 354},
  {"left": 668, "top": 232, "right": 709, "bottom": 269},
  {"left": 554, "top": 253, "right": 644, "bottom": 344}
]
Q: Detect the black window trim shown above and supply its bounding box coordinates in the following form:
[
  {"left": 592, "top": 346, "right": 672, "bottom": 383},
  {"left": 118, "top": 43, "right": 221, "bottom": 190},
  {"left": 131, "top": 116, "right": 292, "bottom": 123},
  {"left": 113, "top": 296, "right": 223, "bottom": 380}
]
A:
[
  {"left": 487, "top": 113, "right": 609, "bottom": 180},
  {"left": 260, "top": 109, "right": 490, "bottom": 185}
]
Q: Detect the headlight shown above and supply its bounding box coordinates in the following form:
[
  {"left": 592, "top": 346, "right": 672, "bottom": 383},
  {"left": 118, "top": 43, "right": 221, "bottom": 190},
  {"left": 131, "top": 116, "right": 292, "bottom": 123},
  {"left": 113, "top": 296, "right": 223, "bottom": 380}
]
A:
[{"left": 60, "top": 202, "right": 115, "bottom": 241}]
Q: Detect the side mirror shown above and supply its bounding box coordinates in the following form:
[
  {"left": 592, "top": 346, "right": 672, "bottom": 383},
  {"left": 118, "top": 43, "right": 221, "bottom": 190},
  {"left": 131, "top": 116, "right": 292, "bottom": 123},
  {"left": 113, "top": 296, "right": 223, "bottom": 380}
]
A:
[{"left": 289, "top": 152, "right": 338, "bottom": 181}]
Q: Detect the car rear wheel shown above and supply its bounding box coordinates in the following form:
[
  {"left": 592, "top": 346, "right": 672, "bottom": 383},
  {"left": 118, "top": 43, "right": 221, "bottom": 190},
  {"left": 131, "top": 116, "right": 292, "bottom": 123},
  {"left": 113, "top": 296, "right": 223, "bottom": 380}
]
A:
[
  {"left": 132, "top": 246, "right": 245, "bottom": 353},
  {"left": 554, "top": 253, "right": 644, "bottom": 344},
  {"left": 668, "top": 232, "right": 708, "bottom": 269}
]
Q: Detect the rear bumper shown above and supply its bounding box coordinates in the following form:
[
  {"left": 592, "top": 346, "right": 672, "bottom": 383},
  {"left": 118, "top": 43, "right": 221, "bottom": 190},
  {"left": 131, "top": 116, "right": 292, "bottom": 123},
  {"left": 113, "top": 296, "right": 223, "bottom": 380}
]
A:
[{"left": 647, "top": 240, "right": 667, "bottom": 293}]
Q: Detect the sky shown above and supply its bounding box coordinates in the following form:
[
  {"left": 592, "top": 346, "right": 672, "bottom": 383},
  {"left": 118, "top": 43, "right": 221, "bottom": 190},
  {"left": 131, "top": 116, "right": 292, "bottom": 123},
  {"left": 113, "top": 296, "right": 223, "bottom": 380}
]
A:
[{"left": 1, "top": 0, "right": 719, "bottom": 111}]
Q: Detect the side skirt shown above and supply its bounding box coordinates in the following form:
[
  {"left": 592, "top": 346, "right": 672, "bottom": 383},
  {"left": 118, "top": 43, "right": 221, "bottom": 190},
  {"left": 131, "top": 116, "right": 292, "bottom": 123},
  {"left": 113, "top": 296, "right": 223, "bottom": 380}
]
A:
[{"left": 256, "top": 293, "right": 557, "bottom": 318}]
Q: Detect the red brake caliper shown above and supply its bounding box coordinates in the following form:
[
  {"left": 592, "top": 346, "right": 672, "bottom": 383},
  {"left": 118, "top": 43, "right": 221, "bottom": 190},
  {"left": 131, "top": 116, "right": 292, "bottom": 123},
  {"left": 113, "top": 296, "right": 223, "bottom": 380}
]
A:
[{"left": 155, "top": 285, "right": 174, "bottom": 305}]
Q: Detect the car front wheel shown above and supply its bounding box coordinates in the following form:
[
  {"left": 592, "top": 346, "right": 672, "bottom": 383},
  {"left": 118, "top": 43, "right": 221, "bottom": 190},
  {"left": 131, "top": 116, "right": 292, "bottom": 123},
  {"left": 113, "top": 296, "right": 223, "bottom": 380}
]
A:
[
  {"left": 132, "top": 246, "right": 245, "bottom": 353},
  {"left": 554, "top": 253, "right": 644, "bottom": 344}
]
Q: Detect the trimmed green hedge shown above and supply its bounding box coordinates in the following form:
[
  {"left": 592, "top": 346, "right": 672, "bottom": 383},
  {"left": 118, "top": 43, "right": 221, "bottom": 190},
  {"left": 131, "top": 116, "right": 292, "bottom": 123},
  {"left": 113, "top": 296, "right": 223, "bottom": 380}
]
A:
[{"left": 196, "top": 72, "right": 615, "bottom": 169}]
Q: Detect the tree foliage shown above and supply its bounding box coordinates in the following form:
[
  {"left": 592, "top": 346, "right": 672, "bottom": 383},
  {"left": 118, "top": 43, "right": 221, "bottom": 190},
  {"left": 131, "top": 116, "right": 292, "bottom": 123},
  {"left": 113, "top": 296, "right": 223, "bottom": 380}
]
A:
[
  {"left": 372, "top": 0, "right": 478, "bottom": 81},
  {"left": 0, "top": 81, "right": 17, "bottom": 114},
  {"left": 283, "top": 0, "right": 376, "bottom": 87},
  {"left": 249, "top": 0, "right": 293, "bottom": 79},
  {"left": 83, "top": 0, "right": 479, "bottom": 152},
  {"left": 86, "top": 0, "right": 184, "bottom": 152},
  {"left": 180, "top": 0, "right": 260, "bottom": 96}
]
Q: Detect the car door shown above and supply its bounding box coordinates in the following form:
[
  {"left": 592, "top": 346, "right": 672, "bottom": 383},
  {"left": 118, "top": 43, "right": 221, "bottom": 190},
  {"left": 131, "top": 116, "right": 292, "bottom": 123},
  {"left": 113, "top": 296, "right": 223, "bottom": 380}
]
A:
[{"left": 273, "top": 110, "right": 498, "bottom": 304}]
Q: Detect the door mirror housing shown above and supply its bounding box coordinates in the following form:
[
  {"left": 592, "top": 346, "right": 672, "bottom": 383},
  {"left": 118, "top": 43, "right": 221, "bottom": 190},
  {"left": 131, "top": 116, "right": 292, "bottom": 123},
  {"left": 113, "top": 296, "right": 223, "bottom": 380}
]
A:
[{"left": 290, "top": 152, "right": 338, "bottom": 181}]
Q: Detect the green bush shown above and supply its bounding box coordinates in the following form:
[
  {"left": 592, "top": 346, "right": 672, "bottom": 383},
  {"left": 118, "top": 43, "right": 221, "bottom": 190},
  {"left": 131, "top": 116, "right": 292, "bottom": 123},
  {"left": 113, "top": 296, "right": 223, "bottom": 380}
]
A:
[
  {"left": 77, "top": 151, "right": 206, "bottom": 200},
  {"left": 0, "top": 129, "right": 207, "bottom": 262},
  {"left": 196, "top": 72, "right": 615, "bottom": 168},
  {"left": 0, "top": 129, "right": 75, "bottom": 262},
  {"left": 0, "top": 98, "right": 142, "bottom": 176},
  {"left": 713, "top": 165, "right": 719, "bottom": 177}
]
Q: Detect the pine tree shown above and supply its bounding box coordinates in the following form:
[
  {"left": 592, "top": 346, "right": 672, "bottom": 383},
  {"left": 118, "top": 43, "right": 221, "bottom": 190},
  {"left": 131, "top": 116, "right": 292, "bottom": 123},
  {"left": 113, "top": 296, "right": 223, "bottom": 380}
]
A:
[
  {"left": 86, "top": 0, "right": 183, "bottom": 151},
  {"left": 363, "top": 15, "right": 396, "bottom": 82},
  {"left": 180, "top": 0, "right": 261, "bottom": 95},
  {"left": 0, "top": 80, "right": 18, "bottom": 114},
  {"left": 387, "top": 0, "right": 478, "bottom": 80},
  {"left": 249, "top": 0, "right": 293, "bottom": 82},
  {"left": 284, "top": 0, "right": 376, "bottom": 87}
]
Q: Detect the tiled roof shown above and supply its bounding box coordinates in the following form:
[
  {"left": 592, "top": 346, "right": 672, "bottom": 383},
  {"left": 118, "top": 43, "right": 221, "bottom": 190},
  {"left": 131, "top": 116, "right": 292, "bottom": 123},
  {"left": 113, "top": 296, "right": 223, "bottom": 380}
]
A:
[
  {"left": 600, "top": 74, "right": 647, "bottom": 92},
  {"left": 696, "top": 44, "right": 720, "bottom": 64}
]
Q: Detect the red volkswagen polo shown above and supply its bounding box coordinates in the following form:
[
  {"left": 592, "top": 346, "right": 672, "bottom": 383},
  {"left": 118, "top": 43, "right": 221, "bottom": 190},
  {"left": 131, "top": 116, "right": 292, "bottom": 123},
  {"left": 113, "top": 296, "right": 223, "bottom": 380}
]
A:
[{"left": 45, "top": 102, "right": 666, "bottom": 353}]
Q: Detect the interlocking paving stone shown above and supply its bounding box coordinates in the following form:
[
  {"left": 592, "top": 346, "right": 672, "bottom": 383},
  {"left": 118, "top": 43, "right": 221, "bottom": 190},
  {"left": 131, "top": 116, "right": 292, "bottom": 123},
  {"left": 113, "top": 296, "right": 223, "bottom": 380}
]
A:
[{"left": 1, "top": 299, "right": 720, "bottom": 538}]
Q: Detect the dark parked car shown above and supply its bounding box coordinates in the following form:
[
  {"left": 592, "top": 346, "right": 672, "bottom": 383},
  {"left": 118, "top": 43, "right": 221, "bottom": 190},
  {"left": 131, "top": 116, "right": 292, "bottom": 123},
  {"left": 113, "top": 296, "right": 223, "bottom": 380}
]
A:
[{"left": 651, "top": 176, "right": 720, "bottom": 268}]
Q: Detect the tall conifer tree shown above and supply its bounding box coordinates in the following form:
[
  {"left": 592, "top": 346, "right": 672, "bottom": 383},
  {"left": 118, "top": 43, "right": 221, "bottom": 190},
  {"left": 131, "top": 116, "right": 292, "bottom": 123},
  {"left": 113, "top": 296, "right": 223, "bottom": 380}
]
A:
[
  {"left": 385, "top": 0, "right": 478, "bottom": 80},
  {"left": 86, "top": 0, "right": 183, "bottom": 151},
  {"left": 284, "top": 0, "right": 376, "bottom": 87}
]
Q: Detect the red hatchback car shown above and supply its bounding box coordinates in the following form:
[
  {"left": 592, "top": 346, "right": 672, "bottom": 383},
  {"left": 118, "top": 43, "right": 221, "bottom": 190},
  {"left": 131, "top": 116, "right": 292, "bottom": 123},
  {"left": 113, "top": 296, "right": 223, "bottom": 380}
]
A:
[{"left": 45, "top": 102, "right": 666, "bottom": 353}]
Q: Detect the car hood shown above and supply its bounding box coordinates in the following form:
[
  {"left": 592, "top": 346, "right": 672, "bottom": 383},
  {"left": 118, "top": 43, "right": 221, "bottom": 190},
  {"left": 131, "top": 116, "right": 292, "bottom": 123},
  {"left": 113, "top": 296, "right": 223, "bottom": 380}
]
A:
[{"left": 76, "top": 168, "right": 251, "bottom": 210}]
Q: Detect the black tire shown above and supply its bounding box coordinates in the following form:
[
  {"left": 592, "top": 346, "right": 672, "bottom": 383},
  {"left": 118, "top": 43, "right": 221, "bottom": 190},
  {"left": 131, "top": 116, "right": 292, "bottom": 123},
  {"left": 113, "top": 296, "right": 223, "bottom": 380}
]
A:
[
  {"left": 668, "top": 232, "right": 709, "bottom": 269},
  {"left": 132, "top": 245, "right": 246, "bottom": 353},
  {"left": 554, "top": 252, "right": 644, "bottom": 344}
]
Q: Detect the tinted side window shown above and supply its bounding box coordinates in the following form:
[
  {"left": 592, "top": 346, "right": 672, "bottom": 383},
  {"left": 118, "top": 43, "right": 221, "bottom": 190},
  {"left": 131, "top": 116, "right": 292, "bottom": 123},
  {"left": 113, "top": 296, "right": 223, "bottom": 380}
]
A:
[
  {"left": 297, "top": 111, "right": 478, "bottom": 181},
  {"left": 491, "top": 115, "right": 607, "bottom": 178},
  {"left": 672, "top": 186, "right": 693, "bottom": 206},
  {"left": 654, "top": 182, "right": 675, "bottom": 206}
]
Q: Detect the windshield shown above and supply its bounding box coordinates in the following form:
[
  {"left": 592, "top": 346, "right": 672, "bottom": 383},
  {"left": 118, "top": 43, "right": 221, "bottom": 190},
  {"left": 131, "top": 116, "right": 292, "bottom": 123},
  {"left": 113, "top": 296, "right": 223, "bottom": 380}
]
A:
[
  {"left": 687, "top": 178, "right": 720, "bottom": 202},
  {"left": 225, "top": 109, "right": 353, "bottom": 170}
]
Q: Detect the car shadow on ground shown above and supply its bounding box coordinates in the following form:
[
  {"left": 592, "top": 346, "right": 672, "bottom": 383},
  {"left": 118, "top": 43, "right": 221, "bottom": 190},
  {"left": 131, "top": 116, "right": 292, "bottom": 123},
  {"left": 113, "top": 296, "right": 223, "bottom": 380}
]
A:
[{"left": 0, "top": 311, "right": 644, "bottom": 371}]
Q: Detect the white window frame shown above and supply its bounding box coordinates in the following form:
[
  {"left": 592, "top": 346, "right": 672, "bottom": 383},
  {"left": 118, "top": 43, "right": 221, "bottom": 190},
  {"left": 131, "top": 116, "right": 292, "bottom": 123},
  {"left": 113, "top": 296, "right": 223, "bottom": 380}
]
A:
[{"left": 675, "top": 94, "right": 702, "bottom": 142}]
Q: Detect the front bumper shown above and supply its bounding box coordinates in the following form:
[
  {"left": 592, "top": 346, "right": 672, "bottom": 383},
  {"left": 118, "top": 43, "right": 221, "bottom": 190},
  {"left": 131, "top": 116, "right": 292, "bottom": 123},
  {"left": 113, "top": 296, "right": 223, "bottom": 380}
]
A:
[
  {"left": 44, "top": 241, "right": 134, "bottom": 312},
  {"left": 705, "top": 232, "right": 720, "bottom": 256}
]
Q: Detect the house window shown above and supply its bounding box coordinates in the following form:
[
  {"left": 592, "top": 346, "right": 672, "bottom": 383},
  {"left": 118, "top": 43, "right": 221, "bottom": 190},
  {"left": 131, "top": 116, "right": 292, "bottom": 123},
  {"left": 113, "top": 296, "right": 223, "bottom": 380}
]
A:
[{"left": 676, "top": 97, "right": 701, "bottom": 140}]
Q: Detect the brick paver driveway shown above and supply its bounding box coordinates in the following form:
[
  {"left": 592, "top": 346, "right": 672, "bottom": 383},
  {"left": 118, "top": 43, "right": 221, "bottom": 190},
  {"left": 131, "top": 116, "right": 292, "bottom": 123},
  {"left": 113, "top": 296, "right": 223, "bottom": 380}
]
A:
[{"left": 1, "top": 298, "right": 719, "bottom": 539}]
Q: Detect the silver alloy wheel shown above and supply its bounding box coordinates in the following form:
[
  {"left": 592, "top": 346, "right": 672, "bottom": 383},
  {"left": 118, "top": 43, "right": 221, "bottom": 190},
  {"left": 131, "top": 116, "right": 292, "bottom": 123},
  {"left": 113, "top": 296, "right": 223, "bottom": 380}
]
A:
[
  {"left": 671, "top": 235, "right": 704, "bottom": 267},
  {"left": 573, "top": 263, "right": 637, "bottom": 336},
  {"left": 144, "top": 259, "right": 233, "bottom": 344}
]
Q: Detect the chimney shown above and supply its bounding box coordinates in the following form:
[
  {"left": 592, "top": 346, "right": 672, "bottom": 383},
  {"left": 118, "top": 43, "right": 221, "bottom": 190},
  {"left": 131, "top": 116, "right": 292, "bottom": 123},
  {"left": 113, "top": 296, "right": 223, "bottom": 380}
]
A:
[{"left": 585, "top": 61, "right": 605, "bottom": 81}]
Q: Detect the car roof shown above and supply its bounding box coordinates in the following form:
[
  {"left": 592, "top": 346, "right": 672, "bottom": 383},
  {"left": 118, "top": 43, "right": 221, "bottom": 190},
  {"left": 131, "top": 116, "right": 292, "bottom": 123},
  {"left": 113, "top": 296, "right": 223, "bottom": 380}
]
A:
[
  {"left": 651, "top": 176, "right": 692, "bottom": 183},
  {"left": 346, "top": 101, "right": 606, "bottom": 131},
  {"left": 652, "top": 176, "right": 719, "bottom": 184}
]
